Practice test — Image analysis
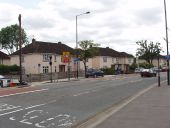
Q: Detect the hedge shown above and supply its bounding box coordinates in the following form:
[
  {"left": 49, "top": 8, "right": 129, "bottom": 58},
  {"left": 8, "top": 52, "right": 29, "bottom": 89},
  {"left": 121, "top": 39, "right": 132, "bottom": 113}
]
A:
[{"left": 0, "top": 64, "right": 20, "bottom": 74}]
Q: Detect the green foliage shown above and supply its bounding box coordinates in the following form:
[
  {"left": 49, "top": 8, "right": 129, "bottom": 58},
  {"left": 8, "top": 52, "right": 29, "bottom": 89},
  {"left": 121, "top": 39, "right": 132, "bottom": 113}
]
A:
[
  {"left": 78, "top": 40, "right": 100, "bottom": 60},
  {"left": 129, "top": 63, "right": 138, "bottom": 71},
  {"left": 139, "top": 62, "right": 154, "bottom": 69},
  {"left": 0, "top": 64, "right": 19, "bottom": 74},
  {"left": 100, "top": 67, "right": 115, "bottom": 75},
  {"left": 77, "top": 40, "right": 100, "bottom": 77},
  {"left": 136, "top": 40, "right": 162, "bottom": 64},
  {"left": 0, "top": 24, "right": 28, "bottom": 54}
]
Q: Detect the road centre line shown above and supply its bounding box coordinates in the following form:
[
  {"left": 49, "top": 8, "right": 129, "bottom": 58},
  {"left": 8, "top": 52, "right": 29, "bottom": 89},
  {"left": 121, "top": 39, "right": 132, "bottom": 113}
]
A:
[
  {"left": 0, "top": 100, "right": 56, "bottom": 117},
  {"left": 0, "top": 88, "right": 48, "bottom": 98}
]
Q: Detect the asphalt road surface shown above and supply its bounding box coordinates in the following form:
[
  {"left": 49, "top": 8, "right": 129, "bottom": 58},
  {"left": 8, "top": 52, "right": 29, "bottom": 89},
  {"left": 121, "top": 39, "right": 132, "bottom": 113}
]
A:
[{"left": 0, "top": 73, "right": 167, "bottom": 128}]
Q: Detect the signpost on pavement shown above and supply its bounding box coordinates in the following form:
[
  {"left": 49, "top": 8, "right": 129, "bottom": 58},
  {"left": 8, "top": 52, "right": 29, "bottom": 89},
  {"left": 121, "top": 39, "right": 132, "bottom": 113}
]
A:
[{"left": 62, "top": 52, "right": 71, "bottom": 80}]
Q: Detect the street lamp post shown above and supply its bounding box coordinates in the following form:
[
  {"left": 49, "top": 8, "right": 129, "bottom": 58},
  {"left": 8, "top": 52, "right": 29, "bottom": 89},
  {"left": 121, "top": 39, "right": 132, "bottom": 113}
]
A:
[
  {"left": 164, "top": 0, "right": 170, "bottom": 85},
  {"left": 76, "top": 11, "right": 90, "bottom": 79}
]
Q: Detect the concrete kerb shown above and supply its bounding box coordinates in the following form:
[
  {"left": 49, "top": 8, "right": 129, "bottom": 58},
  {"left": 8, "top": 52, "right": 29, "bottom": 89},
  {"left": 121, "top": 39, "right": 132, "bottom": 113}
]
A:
[
  {"left": 29, "top": 77, "right": 84, "bottom": 87},
  {"left": 29, "top": 74, "right": 137, "bottom": 87}
]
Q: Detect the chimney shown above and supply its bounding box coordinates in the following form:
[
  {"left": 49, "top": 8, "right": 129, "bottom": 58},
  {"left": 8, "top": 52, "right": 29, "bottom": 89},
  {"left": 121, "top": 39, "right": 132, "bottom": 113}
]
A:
[
  {"left": 106, "top": 47, "right": 109, "bottom": 49},
  {"left": 58, "top": 42, "right": 62, "bottom": 44},
  {"left": 32, "top": 38, "right": 36, "bottom": 44}
]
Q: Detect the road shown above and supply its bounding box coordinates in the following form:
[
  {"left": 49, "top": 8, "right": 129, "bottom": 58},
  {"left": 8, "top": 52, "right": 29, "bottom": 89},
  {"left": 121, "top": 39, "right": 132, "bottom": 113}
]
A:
[{"left": 0, "top": 73, "right": 167, "bottom": 128}]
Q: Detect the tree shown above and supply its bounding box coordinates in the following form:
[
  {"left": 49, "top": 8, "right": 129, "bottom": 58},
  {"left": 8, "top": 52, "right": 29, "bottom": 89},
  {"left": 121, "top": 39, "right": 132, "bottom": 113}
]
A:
[
  {"left": 0, "top": 24, "right": 29, "bottom": 54},
  {"left": 136, "top": 40, "right": 162, "bottom": 64},
  {"left": 77, "top": 40, "right": 100, "bottom": 76}
]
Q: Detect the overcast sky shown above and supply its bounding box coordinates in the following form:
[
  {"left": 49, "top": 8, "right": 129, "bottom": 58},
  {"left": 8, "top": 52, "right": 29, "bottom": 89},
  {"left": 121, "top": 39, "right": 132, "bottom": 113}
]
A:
[{"left": 0, "top": 0, "right": 170, "bottom": 55}]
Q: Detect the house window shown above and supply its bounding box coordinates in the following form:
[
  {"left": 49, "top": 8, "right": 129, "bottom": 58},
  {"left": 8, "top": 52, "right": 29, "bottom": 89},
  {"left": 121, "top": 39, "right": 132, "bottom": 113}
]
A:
[
  {"left": 54, "top": 54, "right": 57, "bottom": 62},
  {"left": 43, "top": 54, "right": 51, "bottom": 62},
  {"left": 103, "top": 57, "right": 107, "bottom": 62},
  {"left": 0, "top": 59, "right": 2, "bottom": 64},
  {"left": 128, "top": 58, "right": 132, "bottom": 63},
  {"left": 112, "top": 58, "right": 114, "bottom": 63},
  {"left": 55, "top": 66, "right": 57, "bottom": 72},
  {"left": 116, "top": 58, "right": 119, "bottom": 63},
  {"left": 61, "top": 56, "right": 63, "bottom": 62},
  {"left": 43, "top": 66, "right": 49, "bottom": 73},
  {"left": 86, "top": 58, "right": 88, "bottom": 62}
]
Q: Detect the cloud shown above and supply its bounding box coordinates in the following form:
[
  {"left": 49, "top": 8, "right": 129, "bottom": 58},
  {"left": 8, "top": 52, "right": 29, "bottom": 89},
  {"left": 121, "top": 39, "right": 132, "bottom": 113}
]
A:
[
  {"left": 0, "top": 0, "right": 169, "bottom": 56},
  {"left": 24, "top": 14, "right": 56, "bottom": 30},
  {"left": 134, "top": 7, "right": 163, "bottom": 25},
  {"left": 0, "top": 3, "right": 23, "bottom": 27}
]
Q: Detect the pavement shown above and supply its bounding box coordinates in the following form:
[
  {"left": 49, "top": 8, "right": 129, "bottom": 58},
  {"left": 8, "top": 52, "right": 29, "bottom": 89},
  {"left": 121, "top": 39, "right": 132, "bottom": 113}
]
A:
[{"left": 94, "top": 81, "right": 170, "bottom": 128}]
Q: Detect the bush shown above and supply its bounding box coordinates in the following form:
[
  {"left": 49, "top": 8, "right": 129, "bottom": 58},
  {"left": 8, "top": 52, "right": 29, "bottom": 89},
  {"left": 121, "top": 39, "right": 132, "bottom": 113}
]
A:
[
  {"left": 0, "top": 64, "right": 20, "bottom": 74},
  {"left": 100, "top": 67, "right": 115, "bottom": 75},
  {"left": 139, "top": 62, "right": 154, "bottom": 69},
  {"left": 129, "top": 63, "right": 138, "bottom": 71}
]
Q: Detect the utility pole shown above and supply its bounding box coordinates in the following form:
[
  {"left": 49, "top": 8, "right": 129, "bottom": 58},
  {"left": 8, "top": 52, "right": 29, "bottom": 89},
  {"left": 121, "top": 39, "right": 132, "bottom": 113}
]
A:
[
  {"left": 18, "top": 14, "right": 22, "bottom": 85},
  {"left": 164, "top": 0, "right": 170, "bottom": 85}
]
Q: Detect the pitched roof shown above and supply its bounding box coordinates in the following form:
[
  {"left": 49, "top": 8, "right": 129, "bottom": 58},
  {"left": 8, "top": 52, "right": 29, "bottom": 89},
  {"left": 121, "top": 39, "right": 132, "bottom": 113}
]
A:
[
  {"left": 96, "top": 47, "right": 120, "bottom": 57},
  {"left": 119, "top": 52, "right": 134, "bottom": 58},
  {"left": 11, "top": 39, "right": 75, "bottom": 55},
  {"left": 0, "top": 51, "right": 10, "bottom": 59},
  {"left": 96, "top": 47, "right": 134, "bottom": 58}
]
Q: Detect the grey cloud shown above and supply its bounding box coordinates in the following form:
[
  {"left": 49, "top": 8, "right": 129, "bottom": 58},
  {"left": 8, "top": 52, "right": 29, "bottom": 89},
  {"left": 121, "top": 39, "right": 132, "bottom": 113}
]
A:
[
  {"left": 134, "top": 7, "right": 163, "bottom": 25},
  {"left": 25, "top": 16, "right": 56, "bottom": 30}
]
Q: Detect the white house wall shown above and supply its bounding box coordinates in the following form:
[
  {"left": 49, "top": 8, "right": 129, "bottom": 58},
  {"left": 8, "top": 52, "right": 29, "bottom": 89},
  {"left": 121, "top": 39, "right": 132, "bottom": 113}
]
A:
[{"left": 10, "top": 53, "right": 93, "bottom": 74}]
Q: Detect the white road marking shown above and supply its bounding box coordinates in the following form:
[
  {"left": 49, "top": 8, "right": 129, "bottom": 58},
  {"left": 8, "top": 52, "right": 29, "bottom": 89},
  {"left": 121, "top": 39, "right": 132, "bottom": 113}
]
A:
[
  {"left": 0, "top": 88, "right": 48, "bottom": 98},
  {"left": 0, "top": 100, "right": 56, "bottom": 117},
  {"left": 0, "top": 108, "right": 24, "bottom": 116},
  {"left": 130, "top": 79, "right": 142, "bottom": 83},
  {"left": 0, "top": 103, "right": 21, "bottom": 112},
  {"left": 73, "top": 91, "right": 90, "bottom": 96}
]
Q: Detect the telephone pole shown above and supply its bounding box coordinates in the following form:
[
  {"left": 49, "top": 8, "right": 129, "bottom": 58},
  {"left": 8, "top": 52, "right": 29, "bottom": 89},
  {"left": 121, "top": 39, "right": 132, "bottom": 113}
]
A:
[{"left": 18, "top": 14, "right": 22, "bottom": 85}]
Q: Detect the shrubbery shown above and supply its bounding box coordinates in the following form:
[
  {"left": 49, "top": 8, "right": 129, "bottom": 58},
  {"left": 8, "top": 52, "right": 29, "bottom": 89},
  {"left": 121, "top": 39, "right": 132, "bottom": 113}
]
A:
[
  {"left": 139, "top": 62, "right": 154, "bottom": 69},
  {"left": 0, "top": 64, "right": 20, "bottom": 74},
  {"left": 100, "top": 67, "right": 115, "bottom": 75}
]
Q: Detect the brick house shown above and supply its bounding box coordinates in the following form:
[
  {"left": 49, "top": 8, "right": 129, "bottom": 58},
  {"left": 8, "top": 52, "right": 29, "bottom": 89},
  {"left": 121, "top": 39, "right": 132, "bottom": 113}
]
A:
[{"left": 10, "top": 39, "right": 92, "bottom": 74}]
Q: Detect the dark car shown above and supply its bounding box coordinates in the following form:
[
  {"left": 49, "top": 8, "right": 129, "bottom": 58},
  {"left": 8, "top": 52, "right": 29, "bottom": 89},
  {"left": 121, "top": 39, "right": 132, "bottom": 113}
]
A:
[
  {"left": 140, "top": 69, "right": 157, "bottom": 77},
  {"left": 85, "top": 69, "right": 104, "bottom": 78}
]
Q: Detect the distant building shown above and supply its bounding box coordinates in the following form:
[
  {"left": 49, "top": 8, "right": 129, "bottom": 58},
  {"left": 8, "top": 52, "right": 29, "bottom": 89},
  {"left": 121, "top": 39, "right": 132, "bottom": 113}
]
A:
[
  {"left": 92, "top": 47, "right": 134, "bottom": 73},
  {"left": 0, "top": 51, "right": 10, "bottom": 65},
  {"left": 138, "top": 55, "right": 167, "bottom": 67}
]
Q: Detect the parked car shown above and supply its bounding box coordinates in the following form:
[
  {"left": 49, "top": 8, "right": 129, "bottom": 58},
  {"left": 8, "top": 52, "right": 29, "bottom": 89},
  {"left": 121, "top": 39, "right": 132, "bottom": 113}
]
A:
[
  {"left": 85, "top": 69, "right": 104, "bottom": 78},
  {"left": 134, "top": 67, "right": 144, "bottom": 73},
  {"left": 140, "top": 69, "right": 157, "bottom": 77},
  {"left": 150, "top": 67, "right": 161, "bottom": 72},
  {"left": 162, "top": 67, "right": 168, "bottom": 72}
]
